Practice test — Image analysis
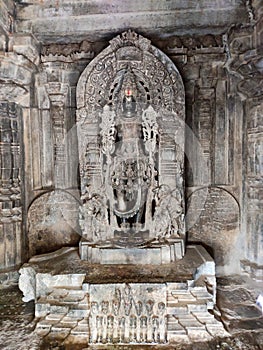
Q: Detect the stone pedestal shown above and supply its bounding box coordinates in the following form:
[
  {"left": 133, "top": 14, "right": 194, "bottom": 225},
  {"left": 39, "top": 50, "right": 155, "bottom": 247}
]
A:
[
  {"left": 19, "top": 245, "right": 229, "bottom": 345},
  {"left": 79, "top": 239, "right": 185, "bottom": 264}
]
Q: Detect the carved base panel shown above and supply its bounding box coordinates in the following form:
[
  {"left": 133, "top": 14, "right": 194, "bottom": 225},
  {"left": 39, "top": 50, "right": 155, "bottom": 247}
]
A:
[
  {"left": 18, "top": 245, "right": 229, "bottom": 345},
  {"left": 79, "top": 239, "right": 185, "bottom": 264}
]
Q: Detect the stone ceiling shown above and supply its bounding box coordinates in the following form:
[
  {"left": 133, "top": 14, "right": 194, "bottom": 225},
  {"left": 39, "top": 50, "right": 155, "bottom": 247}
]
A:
[{"left": 15, "top": 0, "right": 249, "bottom": 44}]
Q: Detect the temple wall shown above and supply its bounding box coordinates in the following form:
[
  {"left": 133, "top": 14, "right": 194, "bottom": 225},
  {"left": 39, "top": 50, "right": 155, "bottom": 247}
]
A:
[{"left": 0, "top": 0, "right": 262, "bottom": 278}]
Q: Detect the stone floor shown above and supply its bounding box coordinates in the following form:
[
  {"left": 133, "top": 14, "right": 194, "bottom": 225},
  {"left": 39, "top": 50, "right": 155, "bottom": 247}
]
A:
[{"left": 0, "top": 275, "right": 262, "bottom": 350}]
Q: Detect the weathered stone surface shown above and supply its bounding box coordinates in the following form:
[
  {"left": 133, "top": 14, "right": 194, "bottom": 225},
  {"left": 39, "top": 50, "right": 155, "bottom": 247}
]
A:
[
  {"left": 0, "top": 284, "right": 263, "bottom": 349},
  {"left": 217, "top": 276, "right": 263, "bottom": 335},
  {"left": 8, "top": 35, "right": 40, "bottom": 66},
  {"left": 15, "top": 0, "right": 248, "bottom": 43},
  {"left": 27, "top": 190, "right": 80, "bottom": 256},
  {"left": 0, "top": 102, "right": 24, "bottom": 271},
  {"left": 18, "top": 244, "right": 222, "bottom": 345},
  {"left": 0, "top": 0, "right": 15, "bottom": 36},
  {"left": 187, "top": 187, "right": 240, "bottom": 275},
  {"left": 0, "top": 0, "right": 260, "bottom": 283},
  {"left": 0, "top": 1, "right": 262, "bottom": 348}
]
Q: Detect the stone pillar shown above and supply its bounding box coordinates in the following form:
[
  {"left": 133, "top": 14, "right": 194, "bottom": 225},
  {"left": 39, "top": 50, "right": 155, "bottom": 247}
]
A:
[
  {"left": 167, "top": 34, "right": 241, "bottom": 274},
  {"left": 225, "top": 1, "right": 263, "bottom": 278},
  {"left": 0, "top": 102, "right": 23, "bottom": 270},
  {"left": 0, "top": 32, "right": 39, "bottom": 274}
]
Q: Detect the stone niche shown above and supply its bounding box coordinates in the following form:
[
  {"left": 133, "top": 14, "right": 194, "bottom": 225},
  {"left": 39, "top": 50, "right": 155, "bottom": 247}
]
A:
[
  {"left": 19, "top": 31, "right": 229, "bottom": 346},
  {"left": 77, "top": 30, "right": 186, "bottom": 264}
]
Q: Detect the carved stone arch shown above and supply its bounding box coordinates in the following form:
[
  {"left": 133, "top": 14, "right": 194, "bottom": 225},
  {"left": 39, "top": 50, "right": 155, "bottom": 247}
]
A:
[
  {"left": 76, "top": 31, "right": 186, "bottom": 264},
  {"left": 77, "top": 30, "right": 185, "bottom": 116}
]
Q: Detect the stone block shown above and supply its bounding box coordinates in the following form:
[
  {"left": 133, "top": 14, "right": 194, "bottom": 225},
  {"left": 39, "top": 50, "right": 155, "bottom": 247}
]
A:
[
  {"left": 35, "top": 327, "right": 50, "bottom": 337},
  {"left": 80, "top": 244, "right": 184, "bottom": 265},
  {"left": 61, "top": 316, "right": 79, "bottom": 327},
  {"left": 174, "top": 293, "right": 197, "bottom": 303},
  {"left": 71, "top": 325, "right": 89, "bottom": 337},
  {"left": 177, "top": 315, "right": 205, "bottom": 329},
  {"left": 182, "top": 64, "right": 200, "bottom": 80},
  {"left": 167, "top": 282, "right": 189, "bottom": 291},
  {"left": 168, "top": 334, "right": 190, "bottom": 343},
  {"left": 36, "top": 318, "right": 59, "bottom": 331},
  {"left": 206, "top": 324, "right": 230, "bottom": 337},
  {"left": 167, "top": 305, "right": 188, "bottom": 314},
  {"left": 47, "top": 289, "right": 69, "bottom": 301},
  {"left": 187, "top": 329, "right": 212, "bottom": 341},
  {"left": 167, "top": 321, "right": 186, "bottom": 335},
  {"left": 67, "top": 308, "right": 89, "bottom": 318},
  {"left": 49, "top": 323, "right": 71, "bottom": 340},
  {"left": 187, "top": 303, "right": 208, "bottom": 313},
  {"left": 36, "top": 272, "right": 86, "bottom": 298},
  {"left": 35, "top": 302, "right": 50, "bottom": 318},
  {"left": 65, "top": 290, "right": 86, "bottom": 299},
  {"left": 46, "top": 313, "right": 65, "bottom": 321},
  {"left": 49, "top": 305, "right": 69, "bottom": 315},
  {"left": 192, "top": 311, "right": 218, "bottom": 324},
  {"left": 8, "top": 34, "right": 40, "bottom": 65},
  {"left": 18, "top": 266, "right": 36, "bottom": 302}
]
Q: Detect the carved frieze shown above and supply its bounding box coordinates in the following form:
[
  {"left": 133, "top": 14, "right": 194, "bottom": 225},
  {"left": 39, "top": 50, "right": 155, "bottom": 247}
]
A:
[{"left": 89, "top": 283, "right": 167, "bottom": 344}]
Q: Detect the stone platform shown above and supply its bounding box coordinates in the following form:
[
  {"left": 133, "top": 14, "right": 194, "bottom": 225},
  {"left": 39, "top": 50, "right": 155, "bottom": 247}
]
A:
[
  {"left": 80, "top": 239, "right": 184, "bottom": 264},
  {"left": 18, "top": 245, "right": 229, "bottom": 345}
]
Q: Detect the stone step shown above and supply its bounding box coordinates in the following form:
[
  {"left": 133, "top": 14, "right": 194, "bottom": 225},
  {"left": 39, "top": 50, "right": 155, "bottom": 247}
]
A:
[
  {"left": 167, "top": 283, "right": 189, "bottom": 291},
  {"left": 47, "top": 289, "right": 86, "bottom": 302},
  {"left": 187, "top": 303, "right": 208, "bottom": 313},
  {"left": 167, "top": 299, "right": 208, "bottom": 308},
  {"left": 67, "top": 308, "right": 89, "bottom": 318},
  {"left": 60, "top": 315, "right": 79, "bottom": 328},
  {"left": 49, "top": 323, "right": 72, "bottom": 340},
  {"left": 166, "top": 305, "right": 188, "bottom": 315},
  {"left": 205, "top": 323, "right": 230, "bottom": 337},
  {"left": 170, "top": 293, "right": 197, "bottom": 303},
  {"left": 167, "top": 323, "right": 187, "bottom": 335},
  {"left": 50, "top": 304, "right": 69, "bottom": 315},
  {"left": 46, "top": 289, "right": 69, "bottom": 300},
  {"left": 178, "top": 320, "right": 206, "bottom": 331},
  {"left": 36, "top": 319, "right": 54, "bottom": 330},
  {"left": 78, "top": 318, "right": 89, "bottom": 326},
  {"left": 187, "top": 329, "right": 213, "bottom": 342},
  {"left": 190, "top": 289, "right": 213, "bottom": 300},
  {"left": 37, "top": 294, "right": 88, "bottom": 307},
  {"left": 192, "top": 311, "right": 220, "bottom": 325},
  {"left": 35, "top": 317, "right": 60, "bottom": 335},
  {"left": 166, "top": 334, "right": 190, "bottom": 343},
  {"left": 71, "top": 325, "right": 89, "bottom": 337},
  {"left": 46, "top": 313, "right": 65, "bottom": 321}
]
